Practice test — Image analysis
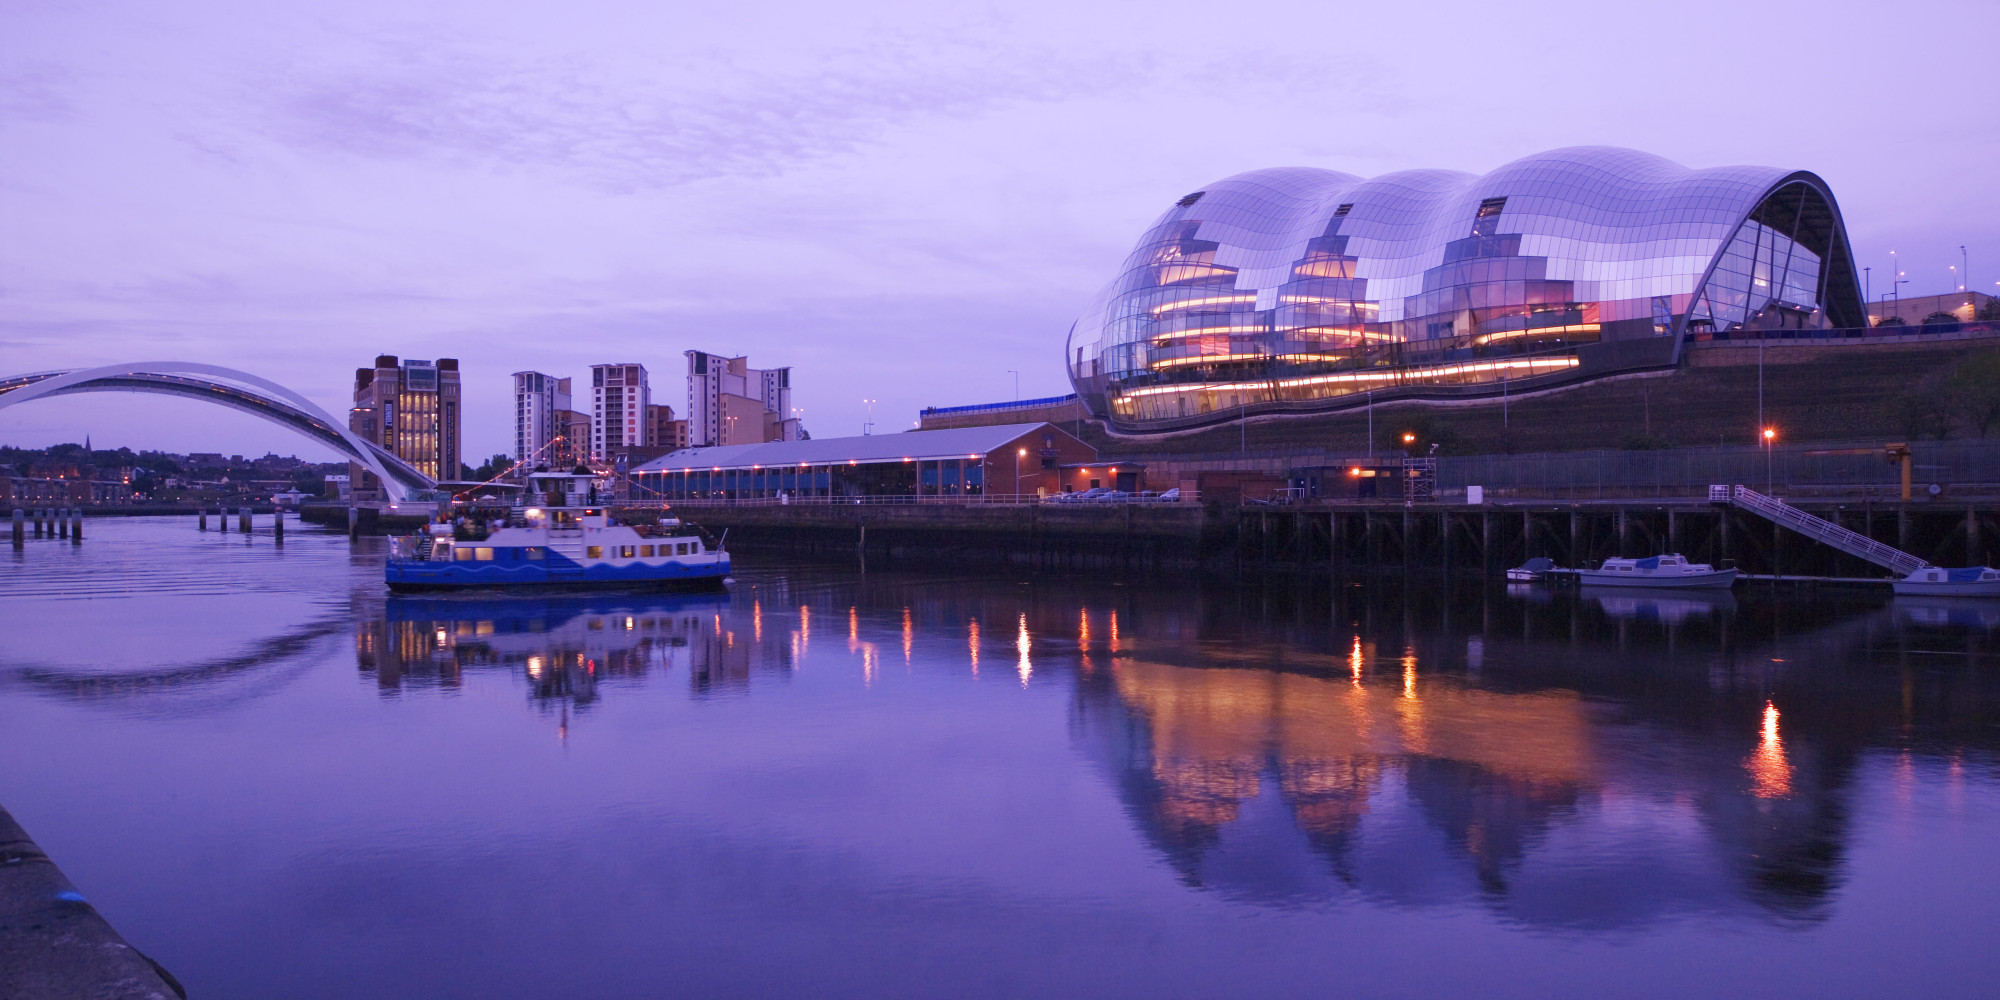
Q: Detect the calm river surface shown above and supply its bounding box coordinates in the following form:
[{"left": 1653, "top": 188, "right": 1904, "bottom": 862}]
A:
[{"left": 4, "top": 516, "right": 1999, "bottom": 998}]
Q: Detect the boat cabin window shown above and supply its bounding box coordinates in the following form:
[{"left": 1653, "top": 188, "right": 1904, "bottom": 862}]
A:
[
  {"left": 619, "top": 545, "right": 635, "bottom": 558},
  {"left": 586, "top": 546, "right": 603, "bottom": 559},
  {"left": 476, "top": 548, "right": 494, "bottom": 561},
  {"left": 640, "top": 545, "right": 654, "bottom": 557},
  {"left": 524, "top": 547, "right": 544, "bottom": 560}
]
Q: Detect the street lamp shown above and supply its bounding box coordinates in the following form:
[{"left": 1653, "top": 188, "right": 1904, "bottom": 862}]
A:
[
  {"left": 862, "top": 398, "right": 876, "bottom": 435},
  {"left": 1015, "top": 446, "right": 1029, "bottom": 498}
]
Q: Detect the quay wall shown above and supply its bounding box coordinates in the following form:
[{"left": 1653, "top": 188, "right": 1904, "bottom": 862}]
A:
[
  {"left": 0, "top": 805, "right": 181, "bottom": 1000},
  {"left": 671, "top": 498, "right": 2000, "bottom": 579}
]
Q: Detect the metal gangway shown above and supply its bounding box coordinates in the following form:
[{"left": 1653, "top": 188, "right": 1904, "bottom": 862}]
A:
[{"left": 1710, "top": 485, "right": 1929, "bottom": 576}]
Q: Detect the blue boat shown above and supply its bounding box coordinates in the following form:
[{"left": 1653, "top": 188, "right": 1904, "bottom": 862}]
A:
[{"left": 385, "top": 471, "right": 729, "bottom": 593}]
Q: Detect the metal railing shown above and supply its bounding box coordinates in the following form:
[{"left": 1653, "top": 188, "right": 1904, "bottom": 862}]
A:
[
  {"left": 1716, "top": 484, "right": 1929, "bottom": 575},
  {"left": 633, "top": 492, "right": 1196, "bottom": 509}
]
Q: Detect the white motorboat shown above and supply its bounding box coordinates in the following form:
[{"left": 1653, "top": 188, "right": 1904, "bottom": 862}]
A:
[
  {"left": 1891, "top": 566, "right": 2000, "bottom": 598},
  {"left": 1506, "top": 557, "right": 1556, "bottom": 582},
  {"left": 1577, "top": 554, "right": 1736, "bottom": 590}
]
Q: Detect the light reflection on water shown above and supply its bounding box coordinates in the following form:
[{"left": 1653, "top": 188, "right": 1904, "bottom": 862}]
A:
[{"left": 4, "top": 517, "right": 2000, "bottom": 999}]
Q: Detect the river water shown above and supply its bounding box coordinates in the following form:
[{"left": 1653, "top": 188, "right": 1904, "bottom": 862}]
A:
[{"left": 3, "top": 517, "right": 1998, "bottom": 998}]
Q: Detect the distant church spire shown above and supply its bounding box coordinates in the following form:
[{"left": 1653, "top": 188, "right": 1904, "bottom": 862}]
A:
[{"left": 85, "top": 434, "right": 91, "bottom": 452}]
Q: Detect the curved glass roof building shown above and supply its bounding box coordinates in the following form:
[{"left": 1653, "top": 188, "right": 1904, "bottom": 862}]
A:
[{"left": 1066, "top": 146, "right": 1864, "bottom": 430}]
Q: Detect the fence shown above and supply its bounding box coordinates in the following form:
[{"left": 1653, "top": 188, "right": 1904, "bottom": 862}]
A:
[
  {"left": 1436, "top": 439, "right": 2000, "bottom": 495},
  {"left": 631, "top": 492, "right": 1197, "bottom": 509}
]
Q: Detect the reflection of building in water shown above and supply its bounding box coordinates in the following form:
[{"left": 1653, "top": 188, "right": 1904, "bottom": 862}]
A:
[
  {"left": 1074, "top": 649, "right": 1844, "bottom": 926},
  {"left": 354, "top": 595, "right": 793, "bottom": 709}
]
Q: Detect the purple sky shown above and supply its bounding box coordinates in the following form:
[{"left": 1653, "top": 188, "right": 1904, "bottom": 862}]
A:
[{"left": 3, "top": 0, "right": 1996, "bottom": 462}]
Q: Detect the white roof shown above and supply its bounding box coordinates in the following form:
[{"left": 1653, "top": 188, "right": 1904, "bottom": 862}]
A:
[{"left": 633, "top": 423, "right": 1061, "bottom": 473}]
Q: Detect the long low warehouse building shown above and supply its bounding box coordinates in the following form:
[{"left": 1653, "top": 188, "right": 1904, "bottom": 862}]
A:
[{"left": 629, "top": 422, "right": 1127, "bottom": 500}]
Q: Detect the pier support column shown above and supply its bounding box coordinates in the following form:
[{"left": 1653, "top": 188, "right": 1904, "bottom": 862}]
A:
[
  {"left": 1569, "top": 509, "right": 1580, "bottom": 566},
  {"left": 1481, "top": 511, "right": 1492, "bottom": 572},
  {"left": 57, "top": 509, "right": 69, "bottom": 540},
  {"left": 239, "top": 507, "right": 250, "bottom": 533},
  {"left": 10, "top": 509, "right": 21, "bottom": 548},
  {"left": 1667, "top": 509, "right": 1677, "bottom": 556},
  {"left": 274, "top": 508, "right": 284, "bottom": 542},
  {"left": 198, "top": 508, "right": 207, "bottom": 530},
  {"left": 1522, "top": 510, "right": 1532, "bottom": 559},
  {"left": 70, "top": 509, "right": 81, "bottom": 543},
  {"left": 1615, "top": 509, "right": 1627, "bottom": 557}
]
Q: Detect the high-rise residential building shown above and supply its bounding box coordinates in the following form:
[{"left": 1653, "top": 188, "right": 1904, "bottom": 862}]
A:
[
  {"left": 512, "top": 371, "right": 573, "bottom": 471},
  {"left": 589, "top": 363, "right": 650, "bottom": 461},
  {"left": 647, "top": 404, "right": 688, "bottom": 452},
  {"left": 557, "top": 410, "right": 591, "bottom": 469},
  {"left": 349, "top": 355, "right": 462, "bottom": 493},
  {"left": 685, "top": 351, "right": 799, "bottom": 447}
]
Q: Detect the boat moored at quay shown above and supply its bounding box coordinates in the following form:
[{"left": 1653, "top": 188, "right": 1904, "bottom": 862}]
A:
[
  {"left": 385, "top": 471, "right": 728, "bottom": 593},
  {"left": 1576, "top": 554, "right": 1737, "bottom": 590}
]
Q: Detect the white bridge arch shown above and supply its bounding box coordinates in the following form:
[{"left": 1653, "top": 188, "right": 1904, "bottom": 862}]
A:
[{"left": 0, "top": 362, "right": 437, "bottom": 502}]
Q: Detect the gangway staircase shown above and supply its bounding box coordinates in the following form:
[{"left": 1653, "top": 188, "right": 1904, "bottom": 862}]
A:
[{"left": 1710, "top": 485, "right": 1929, "bottom": 576}]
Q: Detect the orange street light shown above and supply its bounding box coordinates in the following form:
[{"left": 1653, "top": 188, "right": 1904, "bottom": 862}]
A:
[{"left": 1402, "top": 432, "right": 1416, "bottom": 444}]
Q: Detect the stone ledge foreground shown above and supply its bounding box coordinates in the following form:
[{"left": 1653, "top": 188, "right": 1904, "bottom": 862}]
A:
[{"left": 0, "top": 805, "right": 181, "bottom": 1000}]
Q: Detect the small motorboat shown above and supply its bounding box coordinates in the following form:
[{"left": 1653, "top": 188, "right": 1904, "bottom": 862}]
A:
[
  {"left": 1891, "top": 566, "right": 2000, "bottom": 598},
  {"left": 1506, "top": 557, "right": 1557, "bottom": 582},
  {"left": 1577, "top": 554, "right": 1735, "bottom": 590},
  {"left": 1506, "top": 557, "right": 1556, "bottom": 582}
]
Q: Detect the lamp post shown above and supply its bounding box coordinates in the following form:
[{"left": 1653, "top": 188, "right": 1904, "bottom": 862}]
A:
[
  {"left": 1763, "top": 427, "right": 1777, "bottom": 494},
  {"left": 1962, "top": 246, "right": 1969, "bottom": 292},
  {"left": 1366, "top": 389, "right": 1374, "bottom": 459},
  {"left": 862, "top": 398, "right": 876, "bottom": 436},
  {"left": 1016, "top": 447, "right": 1029, "bottom": 498}
]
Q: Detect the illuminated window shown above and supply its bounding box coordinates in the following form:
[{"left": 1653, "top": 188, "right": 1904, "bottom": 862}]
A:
[
  {"left": 1471, "top": 197, "right": 1507, "bottom": 237},
  {"left": 454, "top": 548, "right": 475, "bottom": 561},
  {"left": 524, "top": 547, "right": 544, "bottom": 560},
  {"left": 619, "top": 545, "right": 635, "bottom": 558},
  {"left": 586, "top": 546, "right": 603, "bottom": 559},
  {"left": 640, "top": 545, "right": 655, "bottom": 557},
  {"left": 475, "top": 548, "right": 494, "bottom": 561}
]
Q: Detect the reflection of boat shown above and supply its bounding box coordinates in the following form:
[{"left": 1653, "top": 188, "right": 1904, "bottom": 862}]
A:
[
  {"left": 1506, "top": 557, "right": 1556, "bottom": 582},
  {"left": 1578, "top": 554, "right": 1735, "bottom": 590},
  {"left": 385, "top": 471, "right": 728, "bottom": 592},
  {"left": 1891, "top": 597, "right": 2000, "bottom": 628},
  {"left": 1589, "top": 589, "right": 1737, "bottom": 625},
  {"left": 1891, "top": 566, "right": 2000, "bottom": 598},
  {"left": 365, "top": 591, "right": 740, "bottom": 699}
]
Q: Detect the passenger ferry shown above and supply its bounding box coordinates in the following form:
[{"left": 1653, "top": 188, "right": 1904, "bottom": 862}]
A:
[
  {"left": 1576, "top": 554, "right": 1736, "bottom": 590},
  {"left": 385, "top": 471, "right": 728, "bottom": 593}
]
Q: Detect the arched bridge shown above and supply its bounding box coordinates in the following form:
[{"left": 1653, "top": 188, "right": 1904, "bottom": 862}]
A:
[{"left": 0, "top": 363, "right": 438, "bottom": 502}]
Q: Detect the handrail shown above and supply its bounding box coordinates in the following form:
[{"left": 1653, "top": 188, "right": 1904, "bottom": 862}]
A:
[
  {"left": 635, "top": 492, "right": 1197, "bottom": 509},
  {"left": 1721, "top": 484, "right": 1929, "bottom": 575}
]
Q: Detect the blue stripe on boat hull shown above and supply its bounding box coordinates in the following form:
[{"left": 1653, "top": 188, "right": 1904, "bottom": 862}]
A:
[{"left": 385, "top": 558, "right": 730, "bottom": 593}]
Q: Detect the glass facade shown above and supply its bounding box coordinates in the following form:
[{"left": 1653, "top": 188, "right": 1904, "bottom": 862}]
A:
[{"left": 1068, "top": 146, "right": 1864, "bottom": 429}]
